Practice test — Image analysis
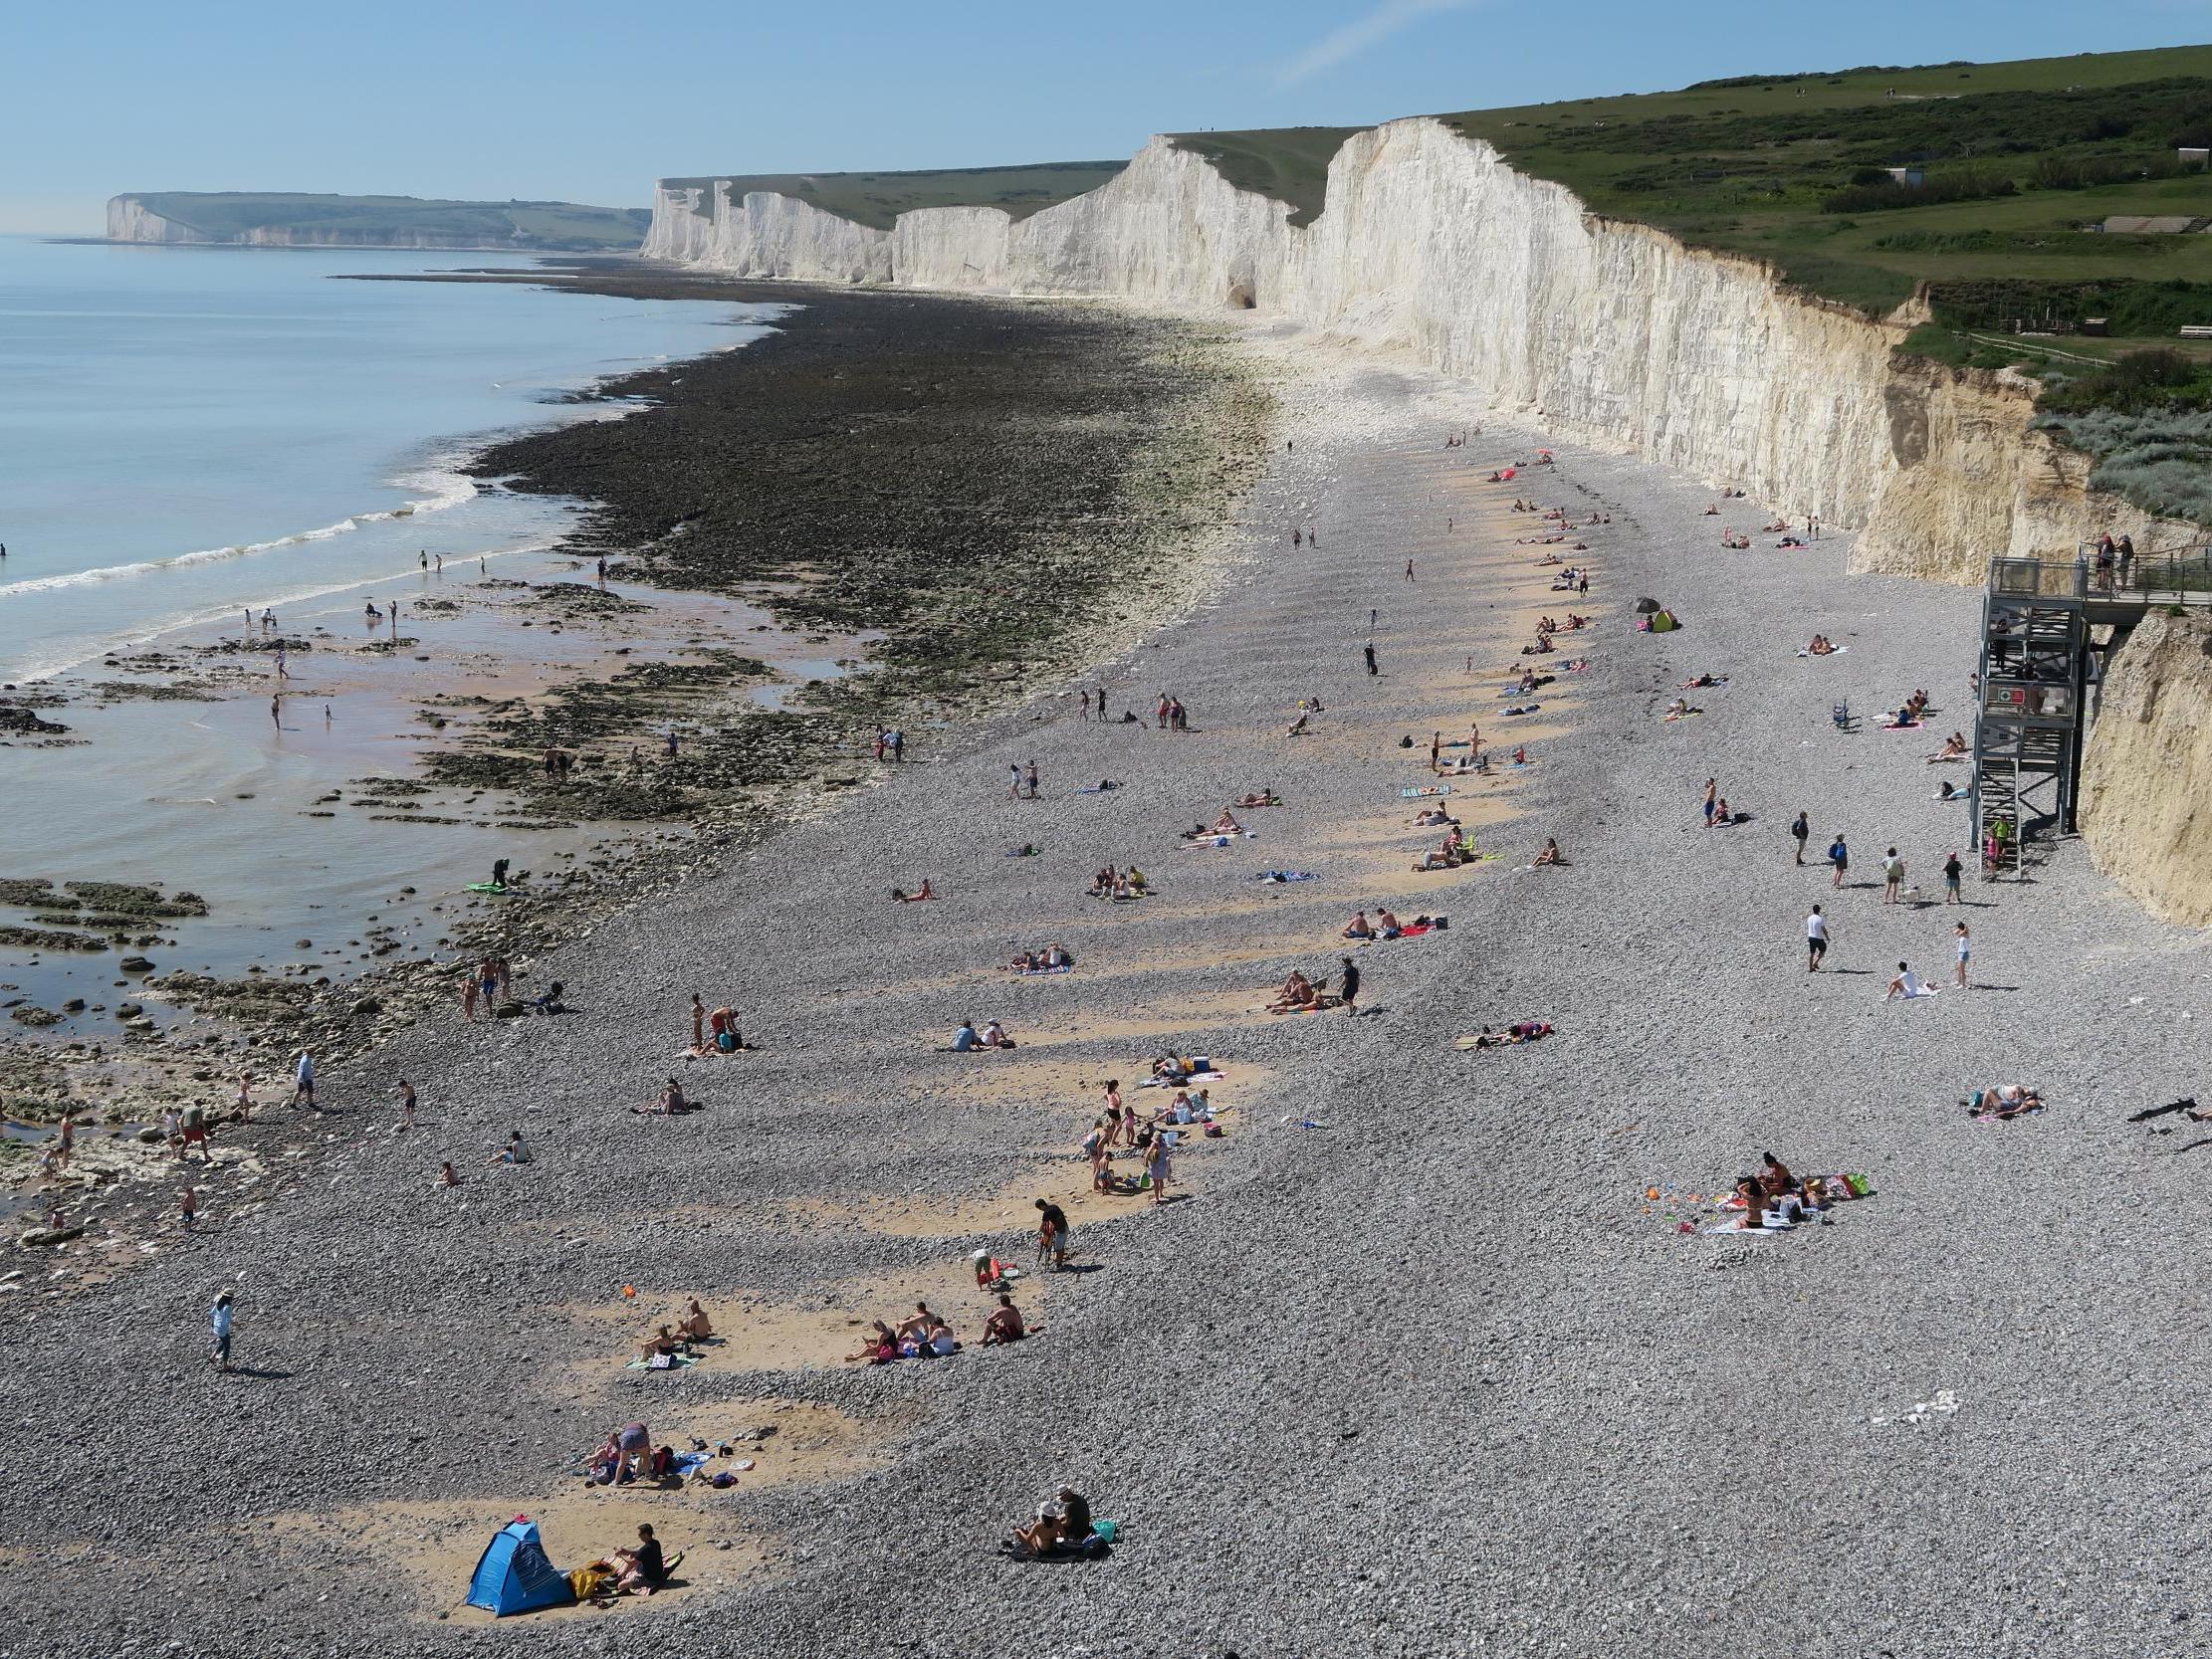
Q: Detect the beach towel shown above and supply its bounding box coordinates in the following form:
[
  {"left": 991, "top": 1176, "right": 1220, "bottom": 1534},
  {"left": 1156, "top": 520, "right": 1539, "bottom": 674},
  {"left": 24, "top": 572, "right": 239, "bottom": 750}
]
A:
[
  {"left": 1014, "top": 964, "right": 1075, "bottom": 976},
  {"left": 1798, "top": 646, "right": 1850, "bottom": 657},
  {"left": 1881, "top": 720, "right": 1924, "bottom": 731},
  {"left": 1401, "top": 785, "right": 1451, "bottom": 799},
  {"left": 1076, "top": 783, "right": 1120, "bottom": 794},
  {"left": 626, "top": 1350, "right": 701, "bottom": 1371},
  {"left": 1179, "top": 834, "right": 1251, "bottom": 852},
  {"left": 1255, "top": 871, "right": 1319, "bottom": 883},
  {"left": 1501, "top": 704, "right": 1540, "bottom": 716},
  {"left": 672, "top": 1450, "right": 712, "bottom": 1477}
]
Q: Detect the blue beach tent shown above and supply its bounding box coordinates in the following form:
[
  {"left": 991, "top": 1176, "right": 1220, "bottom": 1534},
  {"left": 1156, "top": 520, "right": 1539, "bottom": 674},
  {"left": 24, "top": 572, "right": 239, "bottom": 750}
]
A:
[{"left": 466, "top": 1519, "right": 574, "bottom": 1616}]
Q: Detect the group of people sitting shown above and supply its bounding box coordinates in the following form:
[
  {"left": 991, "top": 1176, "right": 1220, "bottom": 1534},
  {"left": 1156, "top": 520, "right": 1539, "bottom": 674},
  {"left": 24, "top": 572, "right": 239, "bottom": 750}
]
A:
[
  {"left": 1002, "top": 1488, "right": 1103, "bottom": 1560},
  {"left": 1086, "top": 865, "right": 1150, "bottom": 900},
  {"left": 1711, "top": 1154, "right": 1870, "bottom": 1231},
  {"left": 1885, "top": 688, "right": 1932, "bottom": 727},
  {"left": 587, "top": 1421, "right": 675, "bottom": 1486},
  {"left": 633, "top": 1300, "right": 716, "bottom": 1365},
  {"left": 1804, "top": 634, "right": 1838, "bottom": 656},
  {"left": 948, "top": 1019, "right": 1015, "bottom": 1052},
  {"left": 846, "top": 1292, "right": 1023, "bottom": 1362},
  {"left": 1415, "top": 829, "right": 1484, "bottom": 870},
  {"left": 1001, "top": 943, "right": 1074, "bottom": 973},
  {"left": 689, "top": 1000, "right": 749, "bottom": 1055},
  {"left": 1342, "top": 907, "right": 1438, "bottom": 940}
]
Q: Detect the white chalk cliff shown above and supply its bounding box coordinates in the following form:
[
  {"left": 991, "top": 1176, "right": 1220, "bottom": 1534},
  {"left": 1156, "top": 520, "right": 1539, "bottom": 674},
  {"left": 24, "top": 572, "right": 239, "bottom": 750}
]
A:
[{"left": 648, "top": 118, "right": 2192, "bottom": 582}]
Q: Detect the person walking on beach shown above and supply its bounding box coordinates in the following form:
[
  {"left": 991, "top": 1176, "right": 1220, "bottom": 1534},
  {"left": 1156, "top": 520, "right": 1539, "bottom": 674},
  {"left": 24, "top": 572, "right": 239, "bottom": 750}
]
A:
[
  {"left": 419, "top": 549, "right": 428, "bottom": 572},
  {"left": 1828, "top": 834, "right": 1850, "bottom": 889},
  {"left": 1079, "top": 690, "right": 1091, "bottom": 722},
  {"left": 1882, "top": 848, "right": 1905, "bottom": 905},
  {"left": 1578, "top": 571, "right": 1589, "bottom": 597},
  {"left": 889, "top": 728, "right": 904, "bottom": 762},
  {"left": 1806, "top": 905, "right": 1830, "bottom": 972},
  {"left": 179, "top": 1183, "right": 198, "bottom": 1234},
  {"left": 1406, "top": 558, "right": 1416, "bottom": 582},
  {"left": 1790, "top": 810, "right": 1810, "bottom": 865},
  {"left": 397, "top": 1079, "right": 418, "bottom": 1131},
  {"left": 211, "top": 1291, "right": 235, "bottom": 1372},
  {"left": 1954, "top": 921, "right": 1971, "bottom": 988},
  {"left": 434, "top": 553, "right": 443, "bottom": 575},
  {"left": 1338, "top": 956, "right": 1361, "bottom": 1016},
  {"left": 1943, "top": 850, "right": 1963, "bottom": 904},
  {"left": 1293, "top": 527, "right": 1302, "bottom": 547},
  {"left": 1701, "top": 778, "right": 1718, "bottom": 829},
  {"left": 1364, "top": 643, "right": 1378, "bottom": 677},
  {"left": 1156, "top": 693, "right": 1171, "bottom": 729},
  {"left": 236, "top": 1071, "right": 253, "bottom": 1124},
  {"left": 293, "top": 1050, "right": 316, "bottom": 1110}
]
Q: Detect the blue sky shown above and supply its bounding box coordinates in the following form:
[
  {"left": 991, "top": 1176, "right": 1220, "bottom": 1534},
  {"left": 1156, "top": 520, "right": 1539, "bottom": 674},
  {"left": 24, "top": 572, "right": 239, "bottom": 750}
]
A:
[{"left": 7, "top": 0, "right": 2206, "bottom": 232}]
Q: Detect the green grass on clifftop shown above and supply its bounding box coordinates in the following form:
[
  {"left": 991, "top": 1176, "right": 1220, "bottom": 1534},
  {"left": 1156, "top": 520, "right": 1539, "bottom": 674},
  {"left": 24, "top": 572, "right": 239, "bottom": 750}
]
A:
[
  {"left": 1158, "top": 45, "right": 2212, "bottom": 336},
  {"left": 123, "top": 193, "right": 651, "bottom": 250},
  {"left": 659, "top": 161, "right": 1129, "bottom": 232}
]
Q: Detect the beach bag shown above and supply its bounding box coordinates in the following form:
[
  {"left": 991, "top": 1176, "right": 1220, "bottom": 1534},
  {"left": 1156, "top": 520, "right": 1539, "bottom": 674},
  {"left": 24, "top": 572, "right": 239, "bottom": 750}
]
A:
[{"left": 1844, "top": 1172, "right": 1873, "bottom": 1198}]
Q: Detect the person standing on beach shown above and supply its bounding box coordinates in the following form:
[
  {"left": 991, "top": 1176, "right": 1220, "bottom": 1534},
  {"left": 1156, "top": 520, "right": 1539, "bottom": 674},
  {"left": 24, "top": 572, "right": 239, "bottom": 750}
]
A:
[
  {"left": 211, "top": 1291, "right": 234, "bottom": 1372},
  {"left": 1806, "top": 905, "right": 1830, "bottom": 972},
  {"left": 434, "top": 553, "right": 443, "bottom": 575},
  {"left": 1156, "top": 693, "right": 1171, "bottom": 729},
  {"left": 1338, "top": 956, "right": 1361, "bottom": 1016},
  {"left": 1882, "top": 848, "right": 1905, "bottom": 905},
  {"left": 1034, "top": 1199, "right": 1070, "bottom": 1271},
  {"left": 293, "top": 1050, "right": 316, "bottom": 1110},
  {"left": 1790, "top": 811, "right": 1810, "bottom": 865},
  {"left": 1701, "top": 779, "right": 1718, "bottom": 829},
  {"left": 461, "top": 967, "right": 479, "bottom": 1021},
  {"left": 419, "top": 550, "right": 428, "bottom": 571},
  {"left": 179, "top": 1183, "right": 198, "bottom": 1233},
  {"left": 1293, "top": 527, "right": 1302, "bottom": 547},
  {"left": 889, "top": 728, "right": 905, "bottom": 762},
  {"left": 691, "top": 993, "right": 707, "bottom": 1054},
  {"left": 1079, "top": 690, "right": 1091, "bottom": 723},
  {"left": 1024, "top": 759, "right": 1040, "bottom": 800},
  {"left": 1954, "top": 922, "right": 1971, "bottom": 988},
  {"left": 1364, "top": 643, "right": 1378, "bottom": 677},
  {"left": 270, "top": 694, "right": 281, "bottom": 729},
  {"left": 236, "top": 1071, "right": 253, "bottom": 1124},
  {"left": 1430, "top": 731, "right": 1441, "bottom": 773},
  {"left": 1829, "top": 834, "right": 1850, "bottom": 889},
  {"left": 1943, "top": 851, "right": 1963, "bottom": 904},
  {"left": 1008, "top": 762, "right": 1022, "bottom": 800},
  {"left": 397, "top": 1079, "right": 418, "bottom": 1131}
]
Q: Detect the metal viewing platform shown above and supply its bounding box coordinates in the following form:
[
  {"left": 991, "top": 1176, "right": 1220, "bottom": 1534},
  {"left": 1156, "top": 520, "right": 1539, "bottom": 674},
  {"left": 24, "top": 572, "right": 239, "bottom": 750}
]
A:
[{"left": 1971, "top": 546, "right": 2212, "bottom": 875}]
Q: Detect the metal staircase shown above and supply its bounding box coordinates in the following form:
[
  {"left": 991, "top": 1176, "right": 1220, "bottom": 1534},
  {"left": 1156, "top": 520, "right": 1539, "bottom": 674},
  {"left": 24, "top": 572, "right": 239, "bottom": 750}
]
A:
[{"left": 1970, "top": 545, "right": 2212, "bottom": 877}]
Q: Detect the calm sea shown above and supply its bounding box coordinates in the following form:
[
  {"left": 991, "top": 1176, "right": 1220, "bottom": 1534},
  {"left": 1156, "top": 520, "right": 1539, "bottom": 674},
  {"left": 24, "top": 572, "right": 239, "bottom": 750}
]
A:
[
  {"left": 0, "top": 237, "right": 781, "bottom": 1022},
  {"left": 0, "top": 236, "right": 769, "bottom": 680}
]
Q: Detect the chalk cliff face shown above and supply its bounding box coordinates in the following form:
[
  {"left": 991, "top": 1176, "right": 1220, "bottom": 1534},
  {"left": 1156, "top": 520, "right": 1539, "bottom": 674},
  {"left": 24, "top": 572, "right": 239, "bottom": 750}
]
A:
[
  {"left": 647, "top": 118, "right": 2200, "bottom": 582},
  {"left": 108, "top": 197, "right": 197, "bottom": 244},
  {"left": 2080, "top": 611, "right": 2212, "bottom": 926}
]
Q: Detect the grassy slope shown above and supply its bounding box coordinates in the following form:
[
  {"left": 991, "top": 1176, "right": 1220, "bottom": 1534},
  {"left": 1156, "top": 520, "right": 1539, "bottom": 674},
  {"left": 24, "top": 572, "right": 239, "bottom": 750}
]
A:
[
  {"left": 1163, "top": 45, "right": 2212, "bottom": 325},
  {"left": 128, "top": 193, "right": 651, "bottom": 250},
  {"left": 659, "top": 161, "right": 1129, "bottom": 233}
]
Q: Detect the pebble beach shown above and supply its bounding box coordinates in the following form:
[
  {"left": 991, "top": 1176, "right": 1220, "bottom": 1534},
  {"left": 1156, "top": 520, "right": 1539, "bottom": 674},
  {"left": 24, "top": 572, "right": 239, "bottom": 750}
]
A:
[{"left": 9, "top": 325, "right": 2212, "bottom": 1658}]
